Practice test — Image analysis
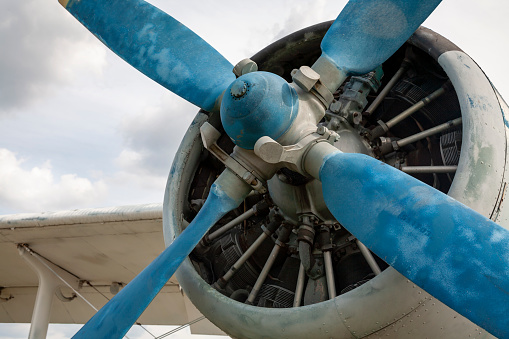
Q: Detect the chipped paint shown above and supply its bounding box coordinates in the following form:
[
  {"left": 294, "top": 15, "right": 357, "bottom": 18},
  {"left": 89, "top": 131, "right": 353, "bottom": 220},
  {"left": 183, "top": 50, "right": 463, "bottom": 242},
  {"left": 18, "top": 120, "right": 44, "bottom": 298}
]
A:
[
  {"left": 320, "top": 152, "right": 509, "bottom": 338},
  {"left": 438, "top": 51, "right": 506, "bottom": 219},
  {"left": 161, "top": 21, "right": 504, "bottom": 339},
  {"left": 321, "top": 0, "right": 441, "bottom": 75}
]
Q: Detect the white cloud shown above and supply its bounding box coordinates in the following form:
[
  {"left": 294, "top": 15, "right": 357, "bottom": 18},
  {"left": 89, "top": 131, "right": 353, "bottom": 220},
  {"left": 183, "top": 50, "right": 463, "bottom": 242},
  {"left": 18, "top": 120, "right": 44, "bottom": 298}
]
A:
[
  {"left": 1, "top": 1, "right": 509, "bottom": 337},
  {"left": 0, "top": 149, "right": 107, "bottom": 213},
  {"left": 115, "top": 94, "right": 196, "bottom": 175},
  {"left": 0, "top": 0, "right": 106, "bottom": 113}
]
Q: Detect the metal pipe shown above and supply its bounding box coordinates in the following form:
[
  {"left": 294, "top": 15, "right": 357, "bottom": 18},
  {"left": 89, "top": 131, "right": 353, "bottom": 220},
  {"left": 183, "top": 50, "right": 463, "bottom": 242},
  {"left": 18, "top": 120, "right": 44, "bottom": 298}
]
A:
[
  {"left": 219, "top": 232, "right": 269, "bottom": 287},
  {"left": 370, "top": 81, "right": 451, "bottom": 140},
  {"left": 364, "top": 60, "right": 410, "bottom": 116},
  {"left": 208, "top": 209, "right": 255, "bottom": 241},
  {"left": 323, "top": 251, "right": 336, "bottom": 299},
  {"left": 246, "top": 242, "right": 281, "bottom": 305},
  {"left": 396, "top": 117, "right": 462, "bottom": 148},
  {"left": 206, "top": 199, "right": 269, "bottom": 243},
  {"left": 293, "top": 263, "right": 306, "bottom": 307},
  {"left": 356, "top": 240, "right": 382, "bottom": 275},
  {"left": 246, "top": 225, "right": 292, "bottom": 305},
  {"left": 386, "top": 85, "right": 447, "bottom": 129},
  {"left": 215, "top": 215, "right": 281, "bottom": 289},
  {"left": 401, "top": 165, "right": 458, "bottom": 174}
]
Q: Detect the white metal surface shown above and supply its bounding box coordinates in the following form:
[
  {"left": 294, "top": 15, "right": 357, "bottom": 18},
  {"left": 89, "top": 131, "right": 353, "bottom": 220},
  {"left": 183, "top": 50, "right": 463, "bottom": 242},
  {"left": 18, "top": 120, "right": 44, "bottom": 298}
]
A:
[{"left": 0, "top": 203, "right": 223, "bottom": 335}]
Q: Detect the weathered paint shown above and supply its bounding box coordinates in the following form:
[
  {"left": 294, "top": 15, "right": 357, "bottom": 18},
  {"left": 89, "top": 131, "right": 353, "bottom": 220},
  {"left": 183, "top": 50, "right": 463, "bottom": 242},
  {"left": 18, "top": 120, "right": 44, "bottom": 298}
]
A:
[
  {"left": 220, "top": 72, "right": 299, "bottom": 150},
  {"left": 488, "top": 90, "right": 509, "bottom": 227},
  {"left": 164, "top": 27, "right": 503, "bottom": 339},
  {"left": 72, "top": 170, "right": 251, "bottom": 339},
  {"left": 320, "top": 152, "right": 509, "bottom": 338},
  {"left": 321, "top": 0, "right": 441, "bottom": 76},
  {"left": 0, "top": 203, "right": 162, "bottom": 228},
  {"left": 438, "top": 51, "right": 506, "bottom": 219},
  {"left": 61, "top": 0, "right": 235, "bottom": 112}
]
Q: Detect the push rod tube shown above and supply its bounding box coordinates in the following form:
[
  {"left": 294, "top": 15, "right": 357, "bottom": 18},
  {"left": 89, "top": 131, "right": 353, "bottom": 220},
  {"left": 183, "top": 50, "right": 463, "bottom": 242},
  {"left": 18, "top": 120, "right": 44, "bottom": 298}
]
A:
[
  {"left": 323, "top": 252, "right": 336, "bottom": 299},
  {"left": 397, "top": 117, "right": 462, "bottom": 148},
  {"left": 401, "top": 165, "right": 457, "bottom": 174},
  {"left": 204, "top": 199, "right": 269, "bottom": 244},
  {"left": 293, "top": 264, "right": 306, "bottom": 307},
  {"left": 379, "top": 117, "right": 462, "bottom": 155},
  {"left": 246, "top": 225, "right": 292, "bottom": 305},
  {"left": 319, "top": 226, "right": 336, "bottom": 299},
  {"left": 365, "top": 59, "right": 411, "bottom": 116},
  {"left": 356, "top": 240, "right": 382, "bottom": 275},
  {"left": 215, "top": 217, "right": 280, "bottom": 289},
  {"left": 370, "top": 81, "right": 451, "bottom": 140}
]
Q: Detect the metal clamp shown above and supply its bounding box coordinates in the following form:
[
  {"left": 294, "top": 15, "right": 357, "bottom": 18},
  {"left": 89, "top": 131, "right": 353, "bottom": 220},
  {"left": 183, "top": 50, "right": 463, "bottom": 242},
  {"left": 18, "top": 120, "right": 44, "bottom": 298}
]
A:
[
  {"left": 200, "top": 122, "right": 267, "bottom": 193},
  {"left": 254, "top": 126, "right": 339, "bottom": 175},
  {"left": 291, "top": 66, "right": 334, "bottom": 107}
]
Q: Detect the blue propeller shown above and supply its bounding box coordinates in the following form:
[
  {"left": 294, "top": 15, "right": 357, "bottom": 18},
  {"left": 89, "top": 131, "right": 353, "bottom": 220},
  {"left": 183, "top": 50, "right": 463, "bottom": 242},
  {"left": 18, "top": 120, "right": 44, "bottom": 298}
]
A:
[
  {"left": 322, "top": 0, "right": 441, "bottom": 76},
  {"left": 72, "top": 170, "right": 251, "bottom": 339},
  {"left": 58, "top": 0, "right": 235, "bottom": 112},
  {"left": 59, "top": 0, "right": 450, "bottom": 337},
  {"left": 313, "top": 0, "right": 441, "bottom": 92},
  {"left": 319, "top": 152, "right": 509, "bottom": 338}
]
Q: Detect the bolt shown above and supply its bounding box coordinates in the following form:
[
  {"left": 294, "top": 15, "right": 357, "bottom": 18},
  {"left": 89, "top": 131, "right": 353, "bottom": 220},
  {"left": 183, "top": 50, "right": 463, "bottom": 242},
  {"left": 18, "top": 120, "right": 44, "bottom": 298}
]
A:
[{"left": 231, "top": 80, "right": 248, "bottom": 98}]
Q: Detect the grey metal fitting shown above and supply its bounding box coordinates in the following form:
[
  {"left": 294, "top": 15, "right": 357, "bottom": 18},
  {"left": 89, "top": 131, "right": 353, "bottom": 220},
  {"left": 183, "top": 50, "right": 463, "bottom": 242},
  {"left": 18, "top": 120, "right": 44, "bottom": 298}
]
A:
[
  {"left": 318, "top": 226, "right": 332, "bottom": 251},
  {"left": 297, "top": 216, "right": 316, "bottom": 245},
  {"left": 253, "top": 199, "right": 270, "bottom": 216},
  {"left": 291, "top": 67, "right": 334, "bottom": 106},
  {"left": 276, "top": 224, "right": 292, "bottom": 247},
  {"left": 369, "top": 120, "right": 389, "bottom": 141},
  {"left": 233, "top": 58, "right": 258, "bottom": 77},
  {"left": 375, "top": 136, "right": 397, "bottom": 156},
  {"left": 292, "top": 66, "right": 320, "bottom": 92},
  {"left": 261, "top": 212, "right": 283, "bottom": 236}
]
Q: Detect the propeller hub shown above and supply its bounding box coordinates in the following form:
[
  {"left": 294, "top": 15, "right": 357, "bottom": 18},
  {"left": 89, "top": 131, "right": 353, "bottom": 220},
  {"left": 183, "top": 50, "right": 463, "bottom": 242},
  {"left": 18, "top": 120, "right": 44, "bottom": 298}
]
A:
[
  {"left": 220, "top": 72, "right": 299, "bottom": 150},
  {"left": 230, "top": 80, "right": 248, "bottom": 98}
]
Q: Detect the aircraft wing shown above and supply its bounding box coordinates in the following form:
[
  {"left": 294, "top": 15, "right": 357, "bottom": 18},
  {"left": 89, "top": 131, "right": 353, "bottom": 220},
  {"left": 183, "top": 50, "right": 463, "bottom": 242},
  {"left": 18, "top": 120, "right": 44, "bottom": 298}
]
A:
[{"left": 0, "top": 203, "right": 224, "bottom": 336}]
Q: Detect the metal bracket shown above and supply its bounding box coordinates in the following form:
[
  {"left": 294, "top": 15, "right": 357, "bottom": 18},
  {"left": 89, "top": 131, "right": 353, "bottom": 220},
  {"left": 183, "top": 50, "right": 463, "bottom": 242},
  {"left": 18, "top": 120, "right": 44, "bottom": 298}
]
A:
[
  {"left": 254, "top": 126, "right": 339, "bottom": 175},
  {"left": 291, "top": 66, "right": 334, "bottom": 107},
  {"left": 200, "top": 122, "right": 267, "bottom": 193},
  {"left": 0, "top": 288, "right": 13, "bottom": 302},
  {"left": 233, "top": 58, "right": 258, "bottom": 77},
  {"left": 18, "top": 244, "right": 82, "bottom": 339}
]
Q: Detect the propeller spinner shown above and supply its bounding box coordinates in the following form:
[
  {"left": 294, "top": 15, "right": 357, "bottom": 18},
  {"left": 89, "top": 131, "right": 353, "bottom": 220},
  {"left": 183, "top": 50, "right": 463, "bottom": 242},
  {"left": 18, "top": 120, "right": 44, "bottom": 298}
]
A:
[{"left": 58, "top": 0, "right": 509, "bottom": 338}]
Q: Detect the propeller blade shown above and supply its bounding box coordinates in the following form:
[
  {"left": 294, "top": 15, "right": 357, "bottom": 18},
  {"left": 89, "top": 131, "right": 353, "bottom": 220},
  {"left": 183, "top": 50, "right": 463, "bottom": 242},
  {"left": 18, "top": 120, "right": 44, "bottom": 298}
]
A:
[
  {"left": 72, "top": 170, "right": 251, "bottom": 339},
  {"left": 58, "top": 0, "right": 236, "bottom": 112},
  {"left": 319, "top": 151, "right": 509, "bottom": 338},
  {"left": 314, "top": 0, "right": 441, "bottom": 92}
]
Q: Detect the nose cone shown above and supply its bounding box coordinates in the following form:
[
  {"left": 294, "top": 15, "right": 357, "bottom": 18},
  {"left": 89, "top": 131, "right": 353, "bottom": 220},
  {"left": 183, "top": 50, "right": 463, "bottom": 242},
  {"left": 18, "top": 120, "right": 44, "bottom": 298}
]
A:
[{"left": 220, "top": 71, "right": 299, "bottom": 149}]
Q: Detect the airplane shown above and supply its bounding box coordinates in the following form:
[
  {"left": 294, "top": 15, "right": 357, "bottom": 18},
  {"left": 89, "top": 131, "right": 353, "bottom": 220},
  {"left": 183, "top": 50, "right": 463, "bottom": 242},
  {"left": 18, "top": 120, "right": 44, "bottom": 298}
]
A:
[{"left": 1, "top": 0, "right": 508, "bottom": 338}]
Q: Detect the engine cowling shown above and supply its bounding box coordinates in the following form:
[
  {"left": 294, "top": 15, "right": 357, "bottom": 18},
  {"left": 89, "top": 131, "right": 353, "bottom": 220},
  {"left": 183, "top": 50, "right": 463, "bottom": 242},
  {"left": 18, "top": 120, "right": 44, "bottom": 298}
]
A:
[{"left": 163, "top": 23, "right": 507, "bottom": 339}]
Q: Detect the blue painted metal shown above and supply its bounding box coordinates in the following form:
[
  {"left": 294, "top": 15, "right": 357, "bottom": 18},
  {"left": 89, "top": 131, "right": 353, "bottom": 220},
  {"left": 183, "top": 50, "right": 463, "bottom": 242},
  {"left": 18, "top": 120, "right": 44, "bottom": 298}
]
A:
[
  {"left": 319, "top": 151, "right": 509, "bottom": 338},
  {"left": 62, "top": 0, "right": 235, "bottom": 112},
  {"left": 72, "top": 174, "right": 249, "bottom": 339},
  {"left": 220, "top": 72, "right": 299, "bottom": 149},
  {"left": 321, "top": 0, "right": 441, "bottom": 75}
]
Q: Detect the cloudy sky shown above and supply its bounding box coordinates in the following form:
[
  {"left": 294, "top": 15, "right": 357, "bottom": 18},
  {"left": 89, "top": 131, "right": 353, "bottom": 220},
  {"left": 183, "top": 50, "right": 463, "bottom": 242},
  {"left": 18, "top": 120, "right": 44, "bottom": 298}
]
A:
[{"left": 1, "top": 0, "right": 508, "bottom": 337}]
